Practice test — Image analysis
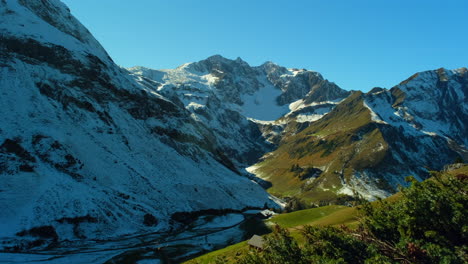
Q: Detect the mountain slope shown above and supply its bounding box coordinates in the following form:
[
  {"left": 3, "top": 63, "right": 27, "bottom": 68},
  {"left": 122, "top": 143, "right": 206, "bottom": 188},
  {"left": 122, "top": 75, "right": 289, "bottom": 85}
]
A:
[
  {"left": 248, "top": 68, "right": 467, "bottom": 203},
  {"left": 0, "top": 0, "right": 277, "bottom": 248},
  {"left": 248, "top": 92, "right": 390, "bottom": 202}
]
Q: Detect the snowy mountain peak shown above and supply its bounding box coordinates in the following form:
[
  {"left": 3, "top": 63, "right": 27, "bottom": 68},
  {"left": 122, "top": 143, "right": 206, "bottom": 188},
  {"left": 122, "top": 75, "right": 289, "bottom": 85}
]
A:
[
  {"left": 1, "top": 0, "right": 110, "bottom": 62},
  {"left": 130, "top": 55, "right": 352, "bottom": 121},
  {"left": 184, "top": 54, "right": 251, "bottom": 74},
  {"left": 454, "top": 66, "right": 467, "bottom": 75},
  {"left": 127, "top": 56, "right": 352, "bottom": 174},
  {"left": 388, "top": 67, "right": 468, "bottom": 146}
]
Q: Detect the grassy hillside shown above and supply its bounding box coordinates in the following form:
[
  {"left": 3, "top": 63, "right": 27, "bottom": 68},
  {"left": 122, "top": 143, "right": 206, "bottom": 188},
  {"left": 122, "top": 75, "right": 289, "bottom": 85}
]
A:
[
  {"left": 252, "top": 92, "right": 389, "bottom": 203},
  {"left": 187, "top": 164, "right": 467, "bottom": 263},
  {"left": 266, "top": 205, "right": 355, "bottom": 228},
  {"left": 184, "top": 205, "right": 358, "bottom": 264},
  {"left": 239, "top": 165, "right": 468, "bottom": 263},
  {"left": 186, "top": 241, "right": 249, "bottom": 264},
  {"left": 186, "top": 164, "right": 467, "bottom": 263}
]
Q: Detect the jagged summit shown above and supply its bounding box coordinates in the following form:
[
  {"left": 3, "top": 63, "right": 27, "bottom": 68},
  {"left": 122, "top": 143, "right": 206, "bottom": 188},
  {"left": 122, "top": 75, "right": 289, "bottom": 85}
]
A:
[
  {"left": 204, "top": 54, "right": 247, "bottom": 64},
  {"left": 258, "top": 60, "right": 283, "bottom": 69},
  {"left": 387, "top": 67, "right": 468, "bottom": 146},
  {"left": 128, "top": 55, "right": 351, "bottom": 168}
]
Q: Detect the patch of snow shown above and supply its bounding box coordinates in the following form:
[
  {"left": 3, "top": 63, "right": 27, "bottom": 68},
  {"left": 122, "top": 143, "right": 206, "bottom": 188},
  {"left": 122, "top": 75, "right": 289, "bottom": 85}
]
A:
[
  {"left": 192, "top": 214, "right": 244, "bottom": 230},
  {"left": 187, "top": 102, "right": 206, "bottom": 109},
  {"left": 269, "top": 196, "right": 286, "bottom": 208},
  {"left": 246, "top": 118, "right": 282, "bottom": 125},
  {"left": 295, "top": 114, "right": 324, "bottom": 123},
  {"left": 338, "top": 172, "right": 390, "bottom": 201},
  {"left": 422, "top": 131, "right": 438, "bottom": 136},
  {"left": 288, "top": 98, "right": 343, "bottom": 113},
  {"left": 201, "top": 73, "right": 219, "bottom": 85},
  {"left": 289, "top": 99, "right": 304, "bottom": 112},
  {"left": 246, "top": 164, "right": 260, "bottom": 175},
  {"left": 240, "top": 78, "right": 289, "bottom": 121},
  {"left": 363, "top": 100, "right": 388, "bottom": 124},
  {"left": 337, "top": 186, "right": 354, "bottom": 196},
  {"left": 287, "top": 68, "right": 304, "bottom": 76}
]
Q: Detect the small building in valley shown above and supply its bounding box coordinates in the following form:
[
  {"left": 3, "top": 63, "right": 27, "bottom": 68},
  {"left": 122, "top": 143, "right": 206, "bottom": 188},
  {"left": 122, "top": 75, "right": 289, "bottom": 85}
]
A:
[{"left": 247, "top": 235, "right": 264, "bottom": 250}]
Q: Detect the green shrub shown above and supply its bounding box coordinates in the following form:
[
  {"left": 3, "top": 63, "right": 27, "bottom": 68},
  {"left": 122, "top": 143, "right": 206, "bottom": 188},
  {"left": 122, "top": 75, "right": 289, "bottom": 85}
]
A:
[{"left": 237, "top": 171, "right": 467, "bottom": 263}]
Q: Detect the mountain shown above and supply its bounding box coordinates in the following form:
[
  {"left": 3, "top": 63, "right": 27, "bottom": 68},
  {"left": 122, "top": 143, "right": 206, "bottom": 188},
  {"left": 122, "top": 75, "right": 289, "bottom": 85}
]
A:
[
  {"left": 128, "top": 56, "right": 350, "bottom": 169},
  {"left": 130, "top": 57, "right": 467, "bottom": 204},
  {"left": 0, "top": 0, "right": 279, "bottom": 249},
  {"left": 1, "top": 0, "right": 467, "bottom": 255},
  {"left": 247, "top": 68, "right": 467, "bottom": 203}
]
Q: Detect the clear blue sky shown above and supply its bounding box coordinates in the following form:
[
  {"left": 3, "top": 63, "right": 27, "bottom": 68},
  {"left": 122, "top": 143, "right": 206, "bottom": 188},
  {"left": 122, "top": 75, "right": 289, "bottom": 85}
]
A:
[{"left": 61, "top": 0, "right": 467, "bottom": 92}]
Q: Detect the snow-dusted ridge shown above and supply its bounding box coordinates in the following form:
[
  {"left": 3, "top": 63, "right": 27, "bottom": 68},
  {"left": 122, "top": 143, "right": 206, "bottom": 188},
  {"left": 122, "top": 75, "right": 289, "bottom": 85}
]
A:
[
  {"left": 364, "top": 68, "right": 468, "bottom": 147},
  {"left": 357, "top": 68, "right": 468, "bottom": 195}
]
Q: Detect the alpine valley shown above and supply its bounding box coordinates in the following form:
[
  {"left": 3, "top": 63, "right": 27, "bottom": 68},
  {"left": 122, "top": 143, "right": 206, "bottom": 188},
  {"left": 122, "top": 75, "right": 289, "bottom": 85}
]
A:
[{"left": 0, "top": 0, "right": 467, "bottom": 263}]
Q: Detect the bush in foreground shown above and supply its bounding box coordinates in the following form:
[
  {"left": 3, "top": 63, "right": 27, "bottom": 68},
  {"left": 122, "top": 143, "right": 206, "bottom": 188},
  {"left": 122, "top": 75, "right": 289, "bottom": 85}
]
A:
[{"left": 238, "top": 171, "right": 467, "bottom": 263}]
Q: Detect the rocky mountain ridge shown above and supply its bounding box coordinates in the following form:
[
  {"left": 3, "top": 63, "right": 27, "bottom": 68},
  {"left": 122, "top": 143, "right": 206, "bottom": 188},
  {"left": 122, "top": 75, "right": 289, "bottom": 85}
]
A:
[
  {"left": 247, "top": 67, "right": 467, "bottom": 203},
  {"left": 128, "top": 55, "right": 350, "bottom": 168}
]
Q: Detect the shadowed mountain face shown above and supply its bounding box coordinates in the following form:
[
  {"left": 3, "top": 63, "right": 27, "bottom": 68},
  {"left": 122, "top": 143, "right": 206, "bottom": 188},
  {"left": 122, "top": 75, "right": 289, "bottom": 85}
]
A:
[
  {"left": 0, "top": 0, "right": 466, "bottom": 252},
  {"left": 0, "top": 0, "right": 278, "bottom": 249}
]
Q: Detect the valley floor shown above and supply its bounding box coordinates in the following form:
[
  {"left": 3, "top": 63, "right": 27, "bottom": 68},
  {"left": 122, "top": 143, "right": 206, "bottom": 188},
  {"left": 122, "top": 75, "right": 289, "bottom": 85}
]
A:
[
  {"left": 0, "top": 211, "right": 258, "bottom": 264},
  {"left": 184, "top": 205, "right": 359, "bottom": 264}
]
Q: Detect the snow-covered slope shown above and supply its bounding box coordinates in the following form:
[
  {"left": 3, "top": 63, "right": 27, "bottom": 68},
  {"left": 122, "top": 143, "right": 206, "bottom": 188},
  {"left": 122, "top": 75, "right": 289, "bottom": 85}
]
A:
[
  {"left": 386, "top": 68, "right": 467, "bottom": 146},
  {"left": 0, "top": 0, "right": 277, "bottom": 249},
  {"left": 362, "top": 67, "right": 468, "bottom": 185},
  {"left": 128, "top": 56, "right": 350, "bottom": 166}
]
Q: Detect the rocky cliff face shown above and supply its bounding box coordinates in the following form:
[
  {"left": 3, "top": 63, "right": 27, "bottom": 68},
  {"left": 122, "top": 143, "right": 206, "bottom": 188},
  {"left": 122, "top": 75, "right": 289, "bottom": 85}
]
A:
[
  {"left": 129, "top": 56, "right": 350, "bottom": 168},
  {"left": 258, "top": 61, "right": 349, "bottom": 105},
  {"left": 362, "top": 67, "right": 468, "bottom": 188},
  {"left": 389, "top": 68, "right": 468, "bottom": 147}
]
